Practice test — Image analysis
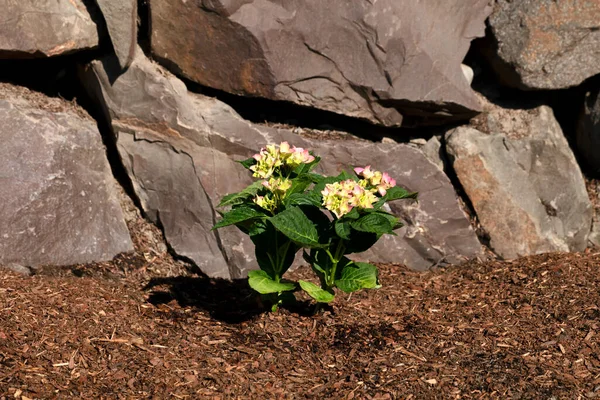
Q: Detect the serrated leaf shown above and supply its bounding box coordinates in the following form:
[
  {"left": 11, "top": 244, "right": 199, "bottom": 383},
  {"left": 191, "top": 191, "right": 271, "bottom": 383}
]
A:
[
  {"left": 284, "top": 192, "right": 321, "bottom": 207},
  {"left": 342, "top": 207, "right": 360, "bottom": 220},
  {"left": 384, "top": 186, "right": 418, "bottom": 202},
  {"left": 334, "top": 262, "right": 381, "bottom": 293},
  {"left": 334, "top": 220, "right": 351, "bottom": 240},
  {"left": 269, "top": 206, "right": 322, "bottom": 248},
  {"left": 377, "top": 212, "right": 403, "bottom": 230},
  {"left": 213, "top": 205, "right": 266, "bottom": 229},
  {"left": 247, "top": 270, "right": 297, "bottom": 294},
  {"left": 350, "top": 213, "right": 394, "bottom": 235},
  {"left": 217, "top": 181, "right": 264, "bottom": 207},
  {"left": 299, "top": 280, "right": 335, "bottom": 303},
  {"left": 287, "top": 174, "right": 314, "bottom": 195},
  {"left": 238, "top": 157, "right": 257, "bottom": 169},
  {"left": 292, "top": 154, "right": 321, "bottom": 175}
]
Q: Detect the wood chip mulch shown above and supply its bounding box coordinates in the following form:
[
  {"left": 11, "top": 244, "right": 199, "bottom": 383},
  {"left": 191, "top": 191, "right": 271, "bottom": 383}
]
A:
[{"left": 2, "top": 248, "right": 600, "bottom": 399}]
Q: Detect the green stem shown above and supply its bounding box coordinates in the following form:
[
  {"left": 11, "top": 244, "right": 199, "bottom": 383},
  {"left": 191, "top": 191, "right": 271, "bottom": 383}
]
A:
[
  {"left": 325, "top": 240, "right": 345, "bottom": 291},
  {"left": 272, "top": 233, "right": 280, "bottom": 282},
  {"left": 278, "top": 240, "right": 291, "bottom": 275}
]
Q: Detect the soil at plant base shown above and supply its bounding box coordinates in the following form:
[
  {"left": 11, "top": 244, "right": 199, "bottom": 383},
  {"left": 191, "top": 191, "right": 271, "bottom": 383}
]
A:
[{"left": 1, "top": 200, "right": 600, "bottom": 399}]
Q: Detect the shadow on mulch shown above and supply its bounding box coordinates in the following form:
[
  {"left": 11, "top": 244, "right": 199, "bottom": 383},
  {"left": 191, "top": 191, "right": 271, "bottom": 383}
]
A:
[{"left": 144, "top": 275, "right": 328, "bottom": 323}]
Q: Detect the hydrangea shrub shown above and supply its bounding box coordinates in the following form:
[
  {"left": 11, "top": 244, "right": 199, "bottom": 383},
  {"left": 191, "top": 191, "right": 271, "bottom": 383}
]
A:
[{"left": 213, "top": 142, "right": 417, "bottom": 309}]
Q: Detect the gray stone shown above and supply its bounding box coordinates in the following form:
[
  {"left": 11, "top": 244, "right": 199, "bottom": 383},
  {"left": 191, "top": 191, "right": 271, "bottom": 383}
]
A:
[
  {"left": 0, "top": 0, "right": 99, "bottom": 58},
  {"left": 576, "top": 85, "right": 600, "bottom": 175},
  {"left": 485, "top": 0, "right": 600, "bottom": 90},
  {"left": 81, "top": 49, "right": 483, "bottom": 278},
  {"left": 93, "top": 0, "right": 137, "bottom": 69},
  {"left": 0, "top": 84, "right": 133, "bottom": 267},
  {"left": 313, "top": 143, "right": 483, "bottom": 270},
  {"left": 420, "top": 136, "right": 445, "bottom": 172},
  {"left": 3, "top": 263, "right": 33, "bottom": 276},
  {"left": 149, "top": 0, "right": 491, "bottom": 127},
  {"left": 446, "top": 104, "right": 592, "bottom": 259}
]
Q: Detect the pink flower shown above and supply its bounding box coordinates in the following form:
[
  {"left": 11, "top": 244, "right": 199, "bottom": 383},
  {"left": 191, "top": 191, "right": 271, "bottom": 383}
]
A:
[
  {"left": 354, "top": 165, "right": 375, "bottom": 179},
  {"left": 377, "top": 172, "right": 396, "bottom": 196}
]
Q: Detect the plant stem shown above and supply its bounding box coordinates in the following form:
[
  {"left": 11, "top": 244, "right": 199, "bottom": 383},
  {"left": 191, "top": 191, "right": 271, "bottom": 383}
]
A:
[
  {"left": 273, "top": 233, "right": 280, "bottom": 282},
  {"left": 278, "top": 240, "right": 291, "bottom": 275},
  {"left": 325, "top": 240, "right": 345, "bottom": 291}
]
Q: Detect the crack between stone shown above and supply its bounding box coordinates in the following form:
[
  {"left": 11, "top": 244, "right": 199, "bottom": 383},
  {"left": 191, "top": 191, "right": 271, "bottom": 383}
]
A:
[{"left": 129, "top": 132, "right": 232, "bottom": 274}]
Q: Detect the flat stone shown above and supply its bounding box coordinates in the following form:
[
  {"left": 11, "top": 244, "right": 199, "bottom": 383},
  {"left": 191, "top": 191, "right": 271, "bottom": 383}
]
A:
[
  {"left": 93, "top": 0, "right": 138, "bottom": 69},
  {"left": 446, "top": 103, "right": 592, "bottom": 259},
  {"left": 0, "top": 84, "right": 133, "bottom": 267},
  {"left": 2, "top": 263, "right": 33, "bottom": 276},
  {"left": 313, "top": 142, "right": 484, "bottom": 270},
  {"left": 485, "top": 0, "right": 600, "bottom": 90},
  {"left": 149, "top": 0, "right": 491, "bottom": 127},
  {"left": 0, "top": 0, "right": 99, "bottom": 58},
  {"left": 81, "top": 49, "right": 483, "bottom": 278}
]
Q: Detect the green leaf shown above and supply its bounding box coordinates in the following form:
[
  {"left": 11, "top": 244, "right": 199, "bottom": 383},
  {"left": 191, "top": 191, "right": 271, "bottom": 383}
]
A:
[
  {"left": 287, "top": 174, "right": 314, "bottom": 195},
  {"left": 384, "top": 186, "right": 418, "bottom": 202},
  {"left": 269, "top": 206, "right": 322, "bottom": 248},
  {"left": 344, "top": 231, "right": 380, "bottom": 254},
  {"left": 292, "top": 154, "right": 321, "bottom": 175},
  {"left": 217, "top": 181, "right": 264, "bottom": 207},
  {"left": 299, "top": 280, "right": 335, "bottom": 303},
  {"left": 303, "top": 249, "right": 328, "bottom": 287},
  {"left": 376, "top": 211, "right": 403, "bottom": 230},
  {"left": 334, "top": 220, "right": 351, "bottom": 240},
  {"left": 350, "top": 213, "right": 394, "bottom": 235},
  {"left": 244, "top": 219, "right": 268, "bottom": 237},
  {"left": 238, "top": 157, "right": 257, "bottom": 170},
  {"left": 334, "top": 262, "right": 381, "bottom": 293},
  {"left": 341, "top": 207, "right": 360, "bottom": 220},
  {"left": 247, "top": 270, "right": 297, "bottom": 294},
  {"left": 213, "top": 205, "right": 266, "bottom": 229},
  {"left": 284, "top": 192, "right": 321, "bottom": 207}
]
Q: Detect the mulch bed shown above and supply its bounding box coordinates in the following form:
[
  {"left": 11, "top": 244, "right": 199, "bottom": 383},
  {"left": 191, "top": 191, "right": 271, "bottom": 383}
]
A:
[
  {"left": 2, "top": 246, "right": 600, "bottom": 399},
  {"left": 1, "top": 189, "right": 599, "bottom": 399}
]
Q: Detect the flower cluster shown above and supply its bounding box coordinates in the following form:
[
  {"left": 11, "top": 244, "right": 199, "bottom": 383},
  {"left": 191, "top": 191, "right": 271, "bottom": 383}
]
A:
[
  {"left": 321, "top": 179, "right": 378, "bottom": 218},
  {"left": 253, "top": 195, "right": 276, "bottom": 212},
  {"left": 215, "top": 141, "right": 412, "bottom": 308},
  {"left": 262, "top": 177, "right": 292, "bottom": 194},
  {"left": 354, "top": 166, "right": 396, "bottom": 196},
  {"left": 254, "top": 177, "right": 293, "bottom": 212},
  {"left": 250, "top": 142, "right": 315, "bottom": 179}
]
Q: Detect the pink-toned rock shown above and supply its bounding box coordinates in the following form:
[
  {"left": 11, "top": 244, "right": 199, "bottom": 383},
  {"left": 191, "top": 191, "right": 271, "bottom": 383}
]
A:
[
  {"left": 0, "top": 84, "right": 133, "bottom": 267},
  {"left": 0, "top": 0, "right": 99, "bottom": 58},
  {"left": 81, "top": 50, "right": 483, "bottom": 278},
  {"left": 149, "top": 0, "right": 491, "bottom": 127},
  {"left": 446, "top": 104, "right": 592, "bottom": 259}
]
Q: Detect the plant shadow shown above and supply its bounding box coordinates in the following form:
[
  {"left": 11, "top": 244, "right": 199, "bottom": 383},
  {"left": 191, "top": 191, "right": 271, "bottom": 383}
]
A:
[{"left": 144, "top": 275, "right": 330, "bottom": 324}]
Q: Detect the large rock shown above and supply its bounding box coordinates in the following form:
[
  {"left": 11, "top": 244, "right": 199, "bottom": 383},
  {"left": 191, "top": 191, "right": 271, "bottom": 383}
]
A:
[
  {"left": 0, "top": 84, "right": 133, "bottom": 267},
  {"left": 314, "top": 143, "right": 483, "bottom": 269},
  {"left": 446, "top": 103, "right": 592, "bottom": 259},
  {"left": 81, "top": 49, "right": 483, "bottom": 278},
  {"left": 0, "top": 0, "right": 99, "bottom": 58},
  {"left": 485, "top": 0, "right": 600, "bottom": 90},
  {"left": 576, "top": 85, "right": 600, "bottom": 175},
  {"left": 93, "top": 0, "right": 137, "bottom": 70},
  {"left": 149, "top": 0, "right": 491, "bottom": 127}
]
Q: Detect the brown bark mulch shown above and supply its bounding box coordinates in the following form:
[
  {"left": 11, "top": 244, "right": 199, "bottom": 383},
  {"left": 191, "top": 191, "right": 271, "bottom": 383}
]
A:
[{"left": 1, "top": 247, "right": 600, "bottom": 399}]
